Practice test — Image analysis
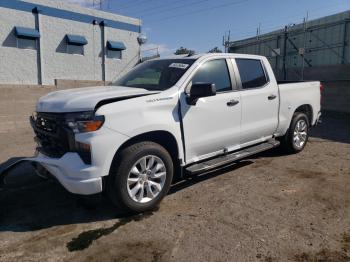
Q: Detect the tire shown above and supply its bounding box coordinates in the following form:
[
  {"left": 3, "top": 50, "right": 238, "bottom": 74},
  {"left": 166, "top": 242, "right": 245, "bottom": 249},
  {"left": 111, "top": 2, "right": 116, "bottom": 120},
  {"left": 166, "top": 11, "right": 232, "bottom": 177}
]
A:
[
  {"left": 280, "top": 112, "right": 310, "bottom": 154},
  {"left": 107, "top": 141, "right": 173, "bottom": 213}
]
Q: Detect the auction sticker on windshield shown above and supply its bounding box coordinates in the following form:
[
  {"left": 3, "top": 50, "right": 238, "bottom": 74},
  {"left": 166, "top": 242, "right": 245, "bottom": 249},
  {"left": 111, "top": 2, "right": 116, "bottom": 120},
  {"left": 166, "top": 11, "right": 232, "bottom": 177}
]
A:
[{"left": 169, "top": 63, "right": 190, "bottom": 69}]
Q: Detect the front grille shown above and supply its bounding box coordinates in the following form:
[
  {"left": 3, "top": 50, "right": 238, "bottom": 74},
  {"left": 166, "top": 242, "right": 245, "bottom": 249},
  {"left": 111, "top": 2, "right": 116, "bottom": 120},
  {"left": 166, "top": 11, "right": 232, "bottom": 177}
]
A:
[
  {"left": 35, "top": 113, "right": 59, "bottom": 133},
  {"left": 31, "top": 113, "right": 73, "bottom": 158}
]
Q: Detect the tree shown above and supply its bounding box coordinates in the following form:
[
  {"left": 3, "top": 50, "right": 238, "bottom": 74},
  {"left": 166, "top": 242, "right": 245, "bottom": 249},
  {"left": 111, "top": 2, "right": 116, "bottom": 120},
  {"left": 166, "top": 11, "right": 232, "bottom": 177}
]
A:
[
  {"left": 174, "top": 46, "right": 195, "bottom": 55},
  {"left": 208, "top": 47, "right": 222, "bottom": 53}
]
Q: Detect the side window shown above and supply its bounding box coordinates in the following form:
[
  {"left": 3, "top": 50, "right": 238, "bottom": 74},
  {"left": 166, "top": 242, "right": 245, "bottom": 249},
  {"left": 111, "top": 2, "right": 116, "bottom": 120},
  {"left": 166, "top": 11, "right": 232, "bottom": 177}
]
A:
[
  {"left": 191, "top": 59, "right": 231, "bottom": 92},
  {"left": 236, "top": 59, "right": 267, "bottom": 89}
]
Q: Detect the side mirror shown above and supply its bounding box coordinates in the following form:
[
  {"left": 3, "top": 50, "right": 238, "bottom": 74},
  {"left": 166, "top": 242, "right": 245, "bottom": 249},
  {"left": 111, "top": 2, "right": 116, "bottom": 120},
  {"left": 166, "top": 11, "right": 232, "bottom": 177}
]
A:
[{"left": 187, "top": 82, "right": 216, "bottom": 105}]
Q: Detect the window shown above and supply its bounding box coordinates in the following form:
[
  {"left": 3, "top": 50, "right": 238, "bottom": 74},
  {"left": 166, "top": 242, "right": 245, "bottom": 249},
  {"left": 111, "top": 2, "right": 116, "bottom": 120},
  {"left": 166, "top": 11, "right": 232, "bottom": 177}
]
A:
[
  {"left": 14, "top": 26, "right": 40, "bottom": 50},
  {"left": 17, "top": 38, "right": 37, "bottom": 50},
  {"left": 67, "top": 44, "right": 84, "bottom": 55},
  {"left": 113, "top": 59, "right": 196, "bottom": 91},
  {"left": 106, "top": 41, "right": 125, "bottom": 60},
  {"left": 65, "top": 34, "right": 87, "bottom": 56},
  {"left": 107, "top": 49, "right": 122, "bottom": 59},
  {"left": 191, "top": 59, "right": 231, "bottom": 92},
  {"left": 126, "top": 68, "right": 161, "bottom": 86},
  {"left": 235, "top": 59, "right": 268, "bottom": 89}
]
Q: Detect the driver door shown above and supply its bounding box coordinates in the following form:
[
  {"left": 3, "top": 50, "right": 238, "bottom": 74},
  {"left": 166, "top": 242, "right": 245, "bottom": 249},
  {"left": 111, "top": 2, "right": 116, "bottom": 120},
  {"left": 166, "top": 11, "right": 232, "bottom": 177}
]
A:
[{"left": 180, "top": 59, "right": 242, "bottom": 163}]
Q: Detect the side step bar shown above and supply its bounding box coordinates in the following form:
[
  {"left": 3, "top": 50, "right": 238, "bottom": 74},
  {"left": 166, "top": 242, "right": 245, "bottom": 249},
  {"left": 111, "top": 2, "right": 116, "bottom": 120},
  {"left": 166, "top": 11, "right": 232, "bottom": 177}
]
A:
[{"left": 185, "top": 139, "right": 280, "bottom": 175}]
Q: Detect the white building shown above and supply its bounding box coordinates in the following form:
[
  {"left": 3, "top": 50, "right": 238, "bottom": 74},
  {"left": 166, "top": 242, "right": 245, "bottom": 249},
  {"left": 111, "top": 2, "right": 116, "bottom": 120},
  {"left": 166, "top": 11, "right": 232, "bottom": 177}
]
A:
[{"left": 0, "top": 0, "right": 142, "bottom": 85}]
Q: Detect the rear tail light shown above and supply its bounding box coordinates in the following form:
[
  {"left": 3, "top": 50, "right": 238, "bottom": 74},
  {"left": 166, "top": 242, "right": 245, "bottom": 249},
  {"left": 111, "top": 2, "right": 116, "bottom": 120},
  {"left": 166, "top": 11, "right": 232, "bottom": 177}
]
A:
[{"left": 320, "top": 83, "right": 324, "bottom": 105}]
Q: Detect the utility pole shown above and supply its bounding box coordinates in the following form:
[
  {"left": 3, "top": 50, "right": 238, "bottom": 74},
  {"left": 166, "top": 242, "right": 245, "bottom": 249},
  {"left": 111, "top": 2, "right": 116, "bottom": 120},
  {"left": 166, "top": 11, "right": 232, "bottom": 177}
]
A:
[
  {"left": 283, "top": 26, "right": 288, "bottom": 80},
  {"left": 301, "top": 11, "right": 309, "bottom": 80},
  {"left": 256, "top": 23, "right": 261, "bottom": 39},
  {"left": 257, "top": 23, "right": 261, "bottom": 54},
  {"left": 223, "top": 30, "right": 231, "bottom": 53},
  {"left": 227, "top": 30, "right": 231, "bottom": 53},
  {"left": 222, "top": 35, "right": 225, "bottom": 52}
]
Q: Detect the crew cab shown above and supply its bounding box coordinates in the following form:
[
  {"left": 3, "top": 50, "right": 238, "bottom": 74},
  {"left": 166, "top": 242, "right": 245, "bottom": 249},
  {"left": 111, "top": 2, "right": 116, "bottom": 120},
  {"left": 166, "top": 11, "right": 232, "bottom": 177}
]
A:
[{"left": 1, "top": 53, "right": 321, "bottom": 213}]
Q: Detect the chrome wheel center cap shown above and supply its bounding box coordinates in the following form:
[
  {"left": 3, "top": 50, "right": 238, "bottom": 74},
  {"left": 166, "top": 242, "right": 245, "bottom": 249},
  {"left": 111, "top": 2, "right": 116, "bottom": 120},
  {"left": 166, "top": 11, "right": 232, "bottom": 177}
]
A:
[{"left": 140, "top": 173, "right": 148, "bottom": 182}]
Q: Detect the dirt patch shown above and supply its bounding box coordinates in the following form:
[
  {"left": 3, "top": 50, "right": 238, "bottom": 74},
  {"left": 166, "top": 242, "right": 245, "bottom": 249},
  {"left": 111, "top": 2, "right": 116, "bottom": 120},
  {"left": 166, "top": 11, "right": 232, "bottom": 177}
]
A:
[
  {"left": 294, "top": 248, "right": 349, "bottom": 262},
  {"left": 67, "top": 212, "right": 154, "bottom": 252},
  {"left": 293, "top": 231, "right": 350, "bottom": 262},
  {"left": 286, "top": 168, "right": 328, "bottom": 180},
  {"left": 341, "top": 231, "right": 350, "bottom": 253},
  {"left": 81, "top": 240, "right": 170, "bottom": 262}
]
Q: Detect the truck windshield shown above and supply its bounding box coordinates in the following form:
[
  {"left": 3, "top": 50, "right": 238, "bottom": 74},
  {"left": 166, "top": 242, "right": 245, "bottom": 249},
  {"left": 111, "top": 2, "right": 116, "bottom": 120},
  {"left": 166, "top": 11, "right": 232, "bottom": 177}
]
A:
[{"left": 112, "top": 59, "right": 196, "bottom": 91}]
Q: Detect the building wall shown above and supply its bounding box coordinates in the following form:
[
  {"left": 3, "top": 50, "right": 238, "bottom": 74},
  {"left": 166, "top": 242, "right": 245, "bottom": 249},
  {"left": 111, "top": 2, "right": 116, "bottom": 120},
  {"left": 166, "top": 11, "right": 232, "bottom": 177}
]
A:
[
  {"left": 0, "top": 6, "right": 39, "bottom": 85},
  {"left": 228, "top": 11, "right": 350, "bottom": 113},
  {"left": 229, "top": 11, "right": 350, "bottom": 81},
  {"left": 0, "top": 0, "right": 141, "bottom": 85}
]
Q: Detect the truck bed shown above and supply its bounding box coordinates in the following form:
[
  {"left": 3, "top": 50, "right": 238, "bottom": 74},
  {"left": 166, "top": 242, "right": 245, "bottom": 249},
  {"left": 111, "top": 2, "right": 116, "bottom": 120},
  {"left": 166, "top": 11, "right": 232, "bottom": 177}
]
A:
[{"left": 275, "top": 80, "right": 321, "bottom": 136}]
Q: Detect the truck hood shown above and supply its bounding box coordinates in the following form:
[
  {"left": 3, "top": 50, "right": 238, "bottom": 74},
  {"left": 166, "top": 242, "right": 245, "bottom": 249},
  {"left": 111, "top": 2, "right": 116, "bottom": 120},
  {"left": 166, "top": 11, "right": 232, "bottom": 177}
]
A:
[{"left": 36, "top": 86, "right": 158, "bottom": 113}]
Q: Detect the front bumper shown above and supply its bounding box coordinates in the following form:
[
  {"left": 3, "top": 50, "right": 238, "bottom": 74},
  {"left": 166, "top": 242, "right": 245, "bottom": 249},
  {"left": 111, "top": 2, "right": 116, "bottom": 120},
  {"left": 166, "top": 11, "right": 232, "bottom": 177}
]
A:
[
  {"left": 35, "top": 126, "right": 129, "bottom": 194},
  {"left": 28, "top": 152, "right": 103, "bottom": 195},
  {"left": 1, "top": 126, "right": 129, "bottom": 195},
  {"left": 0, "top": 153, "right": 102, "bottom": 195}
]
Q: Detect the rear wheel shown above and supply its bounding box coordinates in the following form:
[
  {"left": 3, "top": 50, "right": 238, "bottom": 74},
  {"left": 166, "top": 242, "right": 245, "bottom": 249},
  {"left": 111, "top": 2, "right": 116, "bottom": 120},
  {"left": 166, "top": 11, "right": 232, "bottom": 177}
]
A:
[
  {"left": 280, "top": 112, "right": 310, "bottom": 153},
  {"left": 107, "top": 141, "right": 173, "bottom": 213}
]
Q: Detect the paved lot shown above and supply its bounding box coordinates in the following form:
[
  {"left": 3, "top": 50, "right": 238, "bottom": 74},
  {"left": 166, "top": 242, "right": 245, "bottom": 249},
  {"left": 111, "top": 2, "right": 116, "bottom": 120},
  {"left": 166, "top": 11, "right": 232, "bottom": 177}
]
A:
[{"left": 0, "top": 112, "right": 349, "bottom": 262}]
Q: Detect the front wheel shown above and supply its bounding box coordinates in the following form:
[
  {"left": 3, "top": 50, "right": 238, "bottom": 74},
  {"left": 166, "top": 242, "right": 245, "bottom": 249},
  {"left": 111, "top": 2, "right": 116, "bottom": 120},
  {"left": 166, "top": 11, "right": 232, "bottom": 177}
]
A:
[
  {"left": 107, "top": 141, "right": 173, "bottom": 213},
  {"left": 280, "top": 112, "right": 310, "bottom": 153}
]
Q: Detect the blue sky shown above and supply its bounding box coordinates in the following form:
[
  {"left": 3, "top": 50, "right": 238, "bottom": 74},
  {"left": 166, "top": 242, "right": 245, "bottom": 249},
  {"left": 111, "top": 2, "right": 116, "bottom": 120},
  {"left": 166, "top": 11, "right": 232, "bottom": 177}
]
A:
[{"left": 67, "top": 0, "right": 349, "bottom": 55}]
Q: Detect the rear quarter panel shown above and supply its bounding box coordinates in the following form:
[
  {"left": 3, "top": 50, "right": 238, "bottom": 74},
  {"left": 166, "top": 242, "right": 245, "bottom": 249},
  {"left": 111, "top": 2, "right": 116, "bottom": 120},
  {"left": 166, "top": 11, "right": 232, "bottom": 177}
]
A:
[{"left": 276, "top": 81, "right": 321, "bottom": 136}]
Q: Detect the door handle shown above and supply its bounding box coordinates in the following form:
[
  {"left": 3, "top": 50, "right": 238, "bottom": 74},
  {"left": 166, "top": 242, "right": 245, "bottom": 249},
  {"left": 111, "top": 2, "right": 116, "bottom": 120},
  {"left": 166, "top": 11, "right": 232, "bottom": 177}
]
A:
[
  {"left": 268, "top": 94, "right": 277, "bottom": 100},
  {"left": 227, "top": 99, "right": 239, "bottom": 107}
]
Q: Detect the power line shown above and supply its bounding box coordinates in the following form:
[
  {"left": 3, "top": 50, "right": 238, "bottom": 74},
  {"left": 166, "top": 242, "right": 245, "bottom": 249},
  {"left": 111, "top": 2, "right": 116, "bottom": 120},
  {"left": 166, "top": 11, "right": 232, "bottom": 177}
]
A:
[
  {"left": 227, "top": 1, "right": 350, "bottom": 41},
  {"left": 129, "top": 0, "right": 211, "bottom": 17},
  {"left": 114, "top": 0, "right": 161, "bottom": 11},
  {"left": 125, "top": 0, "right": 187, "bottom": 13},
  {"left": 107, "top": 0, "right": 146, "bottom": 10},
  {"left": 145, "top": 0, "right": 250, "bottom": 23}
]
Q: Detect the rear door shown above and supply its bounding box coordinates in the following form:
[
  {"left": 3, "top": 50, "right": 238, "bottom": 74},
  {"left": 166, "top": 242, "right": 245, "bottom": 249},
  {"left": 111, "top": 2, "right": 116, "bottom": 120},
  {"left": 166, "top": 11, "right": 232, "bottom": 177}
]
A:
[
  {"left": 180, "top": 58, "right": 241, "bottom": 163},
  {"left": 232, "top": 58, "right": 279, "bottom": 145}
]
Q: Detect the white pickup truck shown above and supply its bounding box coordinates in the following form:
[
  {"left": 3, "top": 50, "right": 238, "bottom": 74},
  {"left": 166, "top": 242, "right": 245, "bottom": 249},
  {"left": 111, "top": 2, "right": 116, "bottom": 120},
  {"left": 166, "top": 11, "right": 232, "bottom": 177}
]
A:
[{"left": 2, "top": 53, "right": 322, "bottom": 213}]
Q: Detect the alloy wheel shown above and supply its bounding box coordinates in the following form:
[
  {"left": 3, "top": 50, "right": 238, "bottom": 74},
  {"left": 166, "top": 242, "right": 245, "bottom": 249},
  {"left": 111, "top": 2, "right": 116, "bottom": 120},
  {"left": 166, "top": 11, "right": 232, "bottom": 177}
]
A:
[{"left": 126, "top": 155, "right": 167, "bottom": 203}]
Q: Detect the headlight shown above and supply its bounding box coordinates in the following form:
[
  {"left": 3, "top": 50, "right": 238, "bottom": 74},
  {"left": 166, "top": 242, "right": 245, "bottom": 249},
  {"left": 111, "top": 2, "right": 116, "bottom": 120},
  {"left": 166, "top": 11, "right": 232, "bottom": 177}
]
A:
[{"left": 65, "top": 111, "right": 105, "bottom": 133}]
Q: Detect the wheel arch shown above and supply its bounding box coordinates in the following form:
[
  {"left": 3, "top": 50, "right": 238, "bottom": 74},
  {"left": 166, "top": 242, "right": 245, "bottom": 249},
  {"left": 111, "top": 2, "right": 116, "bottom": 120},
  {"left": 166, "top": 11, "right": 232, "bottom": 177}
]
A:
[
  {"left": 294, "top": 104, "right": 313, "bottom": 124},
  {"left": 107, "top": 130, "right": 182, "bottom": 183}
]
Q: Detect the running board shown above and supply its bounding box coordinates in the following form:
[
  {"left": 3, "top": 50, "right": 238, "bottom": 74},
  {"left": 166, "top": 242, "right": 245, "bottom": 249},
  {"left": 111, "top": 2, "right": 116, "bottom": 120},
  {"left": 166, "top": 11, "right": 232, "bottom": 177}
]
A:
[{"left": 185, "top": 139, "right": 280, "bottom": 175}]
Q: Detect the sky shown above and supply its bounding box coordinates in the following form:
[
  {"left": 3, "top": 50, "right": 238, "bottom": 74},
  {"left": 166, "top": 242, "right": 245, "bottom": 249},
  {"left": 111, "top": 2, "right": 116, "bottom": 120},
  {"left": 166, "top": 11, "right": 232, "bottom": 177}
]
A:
[{"left": 65, "top": 0, "right": 350, "bottom": 56}]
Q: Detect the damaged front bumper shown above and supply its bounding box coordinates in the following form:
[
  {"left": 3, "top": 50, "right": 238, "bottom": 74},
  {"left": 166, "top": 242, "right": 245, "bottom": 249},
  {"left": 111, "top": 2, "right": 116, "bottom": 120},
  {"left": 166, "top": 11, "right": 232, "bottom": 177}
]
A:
[{"left": 0, "top": 152, "right": 103, "bottom": 195}]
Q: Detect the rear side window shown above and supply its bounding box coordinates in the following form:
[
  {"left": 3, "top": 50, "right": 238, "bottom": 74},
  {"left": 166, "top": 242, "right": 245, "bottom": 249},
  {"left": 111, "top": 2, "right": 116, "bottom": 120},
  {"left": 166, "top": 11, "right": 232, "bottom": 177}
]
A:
[
  {"left": 236, "top": 59, "right": 267, "bottom": 89},
  {"left": 191, "top": 59, "right": 231, "bottom": 92}
]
